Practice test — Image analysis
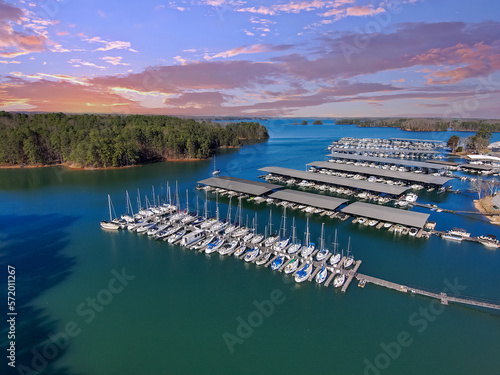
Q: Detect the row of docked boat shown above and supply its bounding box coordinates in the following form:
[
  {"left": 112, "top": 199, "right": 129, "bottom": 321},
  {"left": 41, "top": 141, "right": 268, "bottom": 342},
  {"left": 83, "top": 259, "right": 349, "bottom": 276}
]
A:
[{"left": 101, "top": 192, "right": 357, "bottom": 288}]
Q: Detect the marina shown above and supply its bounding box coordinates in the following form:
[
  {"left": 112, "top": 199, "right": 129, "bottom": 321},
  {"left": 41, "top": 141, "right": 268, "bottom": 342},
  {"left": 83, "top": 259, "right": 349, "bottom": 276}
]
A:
[
  {"left": 100, "top": 181, "right": 500, "bottom": 313},
  {"left": 4, "top": 124, "right": 500, "bottom": 375}
]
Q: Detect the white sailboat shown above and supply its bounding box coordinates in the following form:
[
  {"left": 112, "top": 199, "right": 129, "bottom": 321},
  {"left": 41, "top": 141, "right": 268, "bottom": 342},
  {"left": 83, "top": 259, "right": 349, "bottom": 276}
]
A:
[
  {"left": 212, "top": 156, "right": 220, "bottom": 176},
  {"left": 315, "top": 223, "right": 329, "bottom": 261},
  {"left": 343, "top": 237, "right": 354, "bottom": 268},
  {"left": 329, "top": 229, "right": 341, "bottom": 265},
  {"left": 100, "top": 195, "right": 120, "bottom": 230},
  {"left": 287, "top": 217, "right": 302, "bottom": 254},
  {"left": 300, "top": 217, "right": 315, "bottom": 257}
]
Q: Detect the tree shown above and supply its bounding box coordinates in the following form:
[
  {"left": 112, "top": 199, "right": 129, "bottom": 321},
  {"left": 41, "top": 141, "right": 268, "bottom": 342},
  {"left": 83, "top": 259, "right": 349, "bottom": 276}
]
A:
[
  {"left": 471, "top": 178, "right": 487, "bottom": 200},
  {"left": 301, "top": 120, "right": 308, "bottom": 125},
  {"left": 446, "top": 135, "right": 460, "bottom": 151},
  {"left": 467, "top": 130, "right": 493, "bottom": 151},
  {"left": 313, "top": 120, "right": 323, "bottom": 125}
]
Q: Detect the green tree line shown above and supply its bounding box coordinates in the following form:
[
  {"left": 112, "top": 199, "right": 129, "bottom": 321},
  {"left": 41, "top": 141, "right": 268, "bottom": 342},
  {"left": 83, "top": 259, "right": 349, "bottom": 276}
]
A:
[
  {"left": 0, "top": 112, "right": 268, "bottom": 168},
  {"left": 335, "top": 118, "right": 500, "bottom": 132}
]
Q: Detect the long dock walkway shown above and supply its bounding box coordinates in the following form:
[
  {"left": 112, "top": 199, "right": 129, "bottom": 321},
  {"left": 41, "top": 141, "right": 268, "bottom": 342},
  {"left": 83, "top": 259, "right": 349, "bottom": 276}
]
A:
[{"left": 356, "top": 273, "right": 500, "bottom": 311}]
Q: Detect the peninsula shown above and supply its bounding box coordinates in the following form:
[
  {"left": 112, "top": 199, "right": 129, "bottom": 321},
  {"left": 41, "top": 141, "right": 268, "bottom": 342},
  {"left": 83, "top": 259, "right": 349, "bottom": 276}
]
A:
[{"left": 0, "top": 112, "right": 269, "bottom": 169}]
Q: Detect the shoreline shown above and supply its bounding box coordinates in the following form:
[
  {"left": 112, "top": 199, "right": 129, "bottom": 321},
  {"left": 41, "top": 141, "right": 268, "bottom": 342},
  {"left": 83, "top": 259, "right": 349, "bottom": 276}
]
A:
[
  {"left": 474, "top": 198, "right": 500, "bottom": 225},
  {"left": 0, "top": 158, "right": 208, "bottom": 171}
]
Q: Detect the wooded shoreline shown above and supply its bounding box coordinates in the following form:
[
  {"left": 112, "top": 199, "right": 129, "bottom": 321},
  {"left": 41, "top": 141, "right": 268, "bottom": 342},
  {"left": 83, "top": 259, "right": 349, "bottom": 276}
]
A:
[{"left": 0, "top": 112, "right": 268, "bottom": 169}]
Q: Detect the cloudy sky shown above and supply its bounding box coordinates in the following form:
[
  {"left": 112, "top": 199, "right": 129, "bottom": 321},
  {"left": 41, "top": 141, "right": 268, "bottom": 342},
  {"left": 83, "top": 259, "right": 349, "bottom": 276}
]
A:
[{"left": 0, "top": 0, "right": 499, "bottom": 118}]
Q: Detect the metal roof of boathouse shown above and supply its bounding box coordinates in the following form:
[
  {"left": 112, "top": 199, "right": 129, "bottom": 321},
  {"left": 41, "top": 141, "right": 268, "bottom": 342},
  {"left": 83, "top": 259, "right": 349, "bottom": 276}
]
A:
[
  {"left": 197, "top": 176, "right": 282, "bottom": 196},
  {"left": 341, "top": 202, "right": 430, "bottom": 228},
  {"left": 259, "top": 166, "right": 408, "bottom": 196},
  {"left": 327, "top": 153, "right": 446, "bottom": 170},
  {"left": 307, "top": 161, "right": 452, "bottom": 186},
  {"left": 268, "top": 189, "right": 348, "bottom": 211}
]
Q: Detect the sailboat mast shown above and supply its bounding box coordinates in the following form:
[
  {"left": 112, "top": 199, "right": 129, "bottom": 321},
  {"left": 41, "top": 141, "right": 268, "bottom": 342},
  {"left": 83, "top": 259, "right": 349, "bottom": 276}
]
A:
[
  {"left": 137, "top": 188, "right": 142, "bottom": 211},
  {"left": 306, "top": 217, "right": 310, "bottom": 247},
  {"left": 292, "top": 217, "right": 296, "bottom": 243},
  {"left": 152, "top": 185, "right": 155, "bottom": 206},
  {"left": 320, "top": 223, "right": 324, "bottom": 250},
  {"left": 186, "top": 189, "right": 189, "bottom": 213},
  {"left": 216, "top": 193, "right": 219, "bottom": 221},
  {"left": 108, "top": 194, "right": 112, "bottom": 221},
  {"left": 283, "top": 206, "right": 287, "bottom": 238}
]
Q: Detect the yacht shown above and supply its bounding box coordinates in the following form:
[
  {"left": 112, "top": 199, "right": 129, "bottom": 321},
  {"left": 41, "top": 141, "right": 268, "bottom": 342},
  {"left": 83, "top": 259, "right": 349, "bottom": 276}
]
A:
[
  {"left": 301, "top": 217, "right": 315, "bottom": 257},
  {"left": 287, "top": 241, "right": 302, "bottom": 254},
  {"left": 167, "top": 228, "right": 187, "bottom": 244},
  {"left": 284, "top": 258, "right": 299, "bottom": 274},
  {"left": 405, "top": 193, "right": 418, "bottom": 203},
  {"left": 271, "top": 255, "right": 285, "bottom": 270},
  {"left": 343, "top": 237, "right": 354, "bottom": 268},
  {"left": 244, "top": 247, "right": 260, "bottom": 262},
  {"left": 409, "top": 228, "right": 418, "bottom": 236},
  {"left": 383, "top": 222, "right": 392, "bottom": 229},
  {"left": 333, "top": 273, "right": 346, "bottom": 288},
  {"left": 251, "top": 234, "right": 264, "bottom": 244},
  {"left": 264, "top": 235, "right": 279, "bottom": 248},
  {"left": 233, "top": 245, "right": 246, "bottom": 257},
  {"left": 242, "top": 231, "right": 255, "bottom": 243},
  {"left": 315, "top": 265, "right": 328, "bottom": 284},
  {"left": 287, "top": 218, "right": 301, "bottom": 254},
  {"left": 301, "top": 242, "right": 315, "bottom": 258},
  {"left": 180, "top": 230, "right": 205, "bottom": 247},
  {"left": 255, "top": 252, "right": 272, "bottom": 266},
  {"left": 315, "top": 223, "right": 329, "bottom": 261},
  {"left": 294, "top": 262, "right": 313, "bottom": 283},
  {"left": 441, "top": 233, "right": 463, "bottom": 242},
  {"left": 100, "top": 194, "right": 120, "bottom": 230},
  {"left": 193, "top": 235, "right": 215, "bottom": 250},
  {"left": 212, "top": 156, "right": 220, "bottom": 176},
  {"left": 448, "top": 228, "right": 471, "bottom": 238},
  {"left": 274, "top": 237, "right": 290, "bottom": 252},
  {"left": 329, "top": 253, "right": 341, "bottom": 266},
  {"left": 205, "top": 238, "right": 225, "bottom": 253}
]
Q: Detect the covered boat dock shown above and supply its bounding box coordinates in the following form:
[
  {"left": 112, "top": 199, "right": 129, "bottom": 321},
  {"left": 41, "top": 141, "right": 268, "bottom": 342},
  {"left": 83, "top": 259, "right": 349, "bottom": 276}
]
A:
[
  {"left": 328, "top": 147, "right": 441, "bottom": 156},
  {"left": 268, "top": 189, "right": 348, "bottom": 211},
  {"left": 341, "top": 202, "right": 430, "bottom": 228},
  {"left": 306, "top": 161, "right": 452, "bottom": 186},
  {"left": 259, "top": 166, "right": 409, "bottom": 196},
  {"left": 197, "top": 176, "right": 283, "bottom": 196},
  {"left": 327, "top": 153, "right": 447, "bottom": 170}
]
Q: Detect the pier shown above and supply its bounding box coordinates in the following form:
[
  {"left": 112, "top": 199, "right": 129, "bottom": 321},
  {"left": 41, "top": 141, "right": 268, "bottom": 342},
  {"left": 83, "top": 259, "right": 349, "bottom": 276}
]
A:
[{"left": 355, "top": 273, "right": 500, "bottom": 311}]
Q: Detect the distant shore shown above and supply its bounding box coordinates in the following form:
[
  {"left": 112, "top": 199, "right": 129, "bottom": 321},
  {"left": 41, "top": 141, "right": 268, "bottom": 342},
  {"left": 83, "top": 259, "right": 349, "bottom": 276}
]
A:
[
  {"left": 474, "top": 197, "right": 500, "bottom": 225},
  {"left": 0, "top": 157, "right": 207, "bottom": 171}
]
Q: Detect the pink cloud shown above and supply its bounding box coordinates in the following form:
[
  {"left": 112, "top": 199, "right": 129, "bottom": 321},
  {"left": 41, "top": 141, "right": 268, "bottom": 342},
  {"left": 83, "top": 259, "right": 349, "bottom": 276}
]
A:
[
  {"left": 204, "top": 43, "right": 292, "bottom": 60},
  {"left": 0, "top": 0, "right": 46, "bottom": 58}
]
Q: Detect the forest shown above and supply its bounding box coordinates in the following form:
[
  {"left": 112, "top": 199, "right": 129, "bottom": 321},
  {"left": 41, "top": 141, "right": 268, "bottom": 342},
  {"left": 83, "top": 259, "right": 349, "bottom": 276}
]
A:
[
  {"left": 0, "top": 112, "right": 269, "bottom": 168},
  {"left": 335, "top": 118, "right": 500, "bottom": 132}
]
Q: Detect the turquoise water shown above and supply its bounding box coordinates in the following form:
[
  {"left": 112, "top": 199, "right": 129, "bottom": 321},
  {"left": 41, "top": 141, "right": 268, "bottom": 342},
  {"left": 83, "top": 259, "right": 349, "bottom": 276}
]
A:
[{"left": 1, "top": 122, "right": 499, "bottom": 375}]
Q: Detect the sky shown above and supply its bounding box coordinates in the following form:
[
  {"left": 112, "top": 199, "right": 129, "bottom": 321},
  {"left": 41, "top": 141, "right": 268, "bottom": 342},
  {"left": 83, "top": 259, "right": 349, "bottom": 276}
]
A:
[{"left": 0, "top": 0, "right": 500, "bottom": 118}]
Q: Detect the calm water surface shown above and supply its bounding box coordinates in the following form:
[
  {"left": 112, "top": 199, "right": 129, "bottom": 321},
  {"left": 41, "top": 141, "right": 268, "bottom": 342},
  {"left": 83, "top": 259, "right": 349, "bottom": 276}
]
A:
[{"left": 1, "top": 122, "right": 499, "bottom": 375}]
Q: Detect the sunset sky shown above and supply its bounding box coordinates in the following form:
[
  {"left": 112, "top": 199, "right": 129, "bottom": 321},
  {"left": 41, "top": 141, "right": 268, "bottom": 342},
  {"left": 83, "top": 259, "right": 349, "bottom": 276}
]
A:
[{"left": 0, "top": 0, "right": 499, "bottom": 118}]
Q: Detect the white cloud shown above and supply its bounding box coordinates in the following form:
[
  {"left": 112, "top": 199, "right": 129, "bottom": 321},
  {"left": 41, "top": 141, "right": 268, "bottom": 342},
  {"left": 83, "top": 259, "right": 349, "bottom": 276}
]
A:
[{"left": 100, "top": 56, "right": 130, "bottom": 66}]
